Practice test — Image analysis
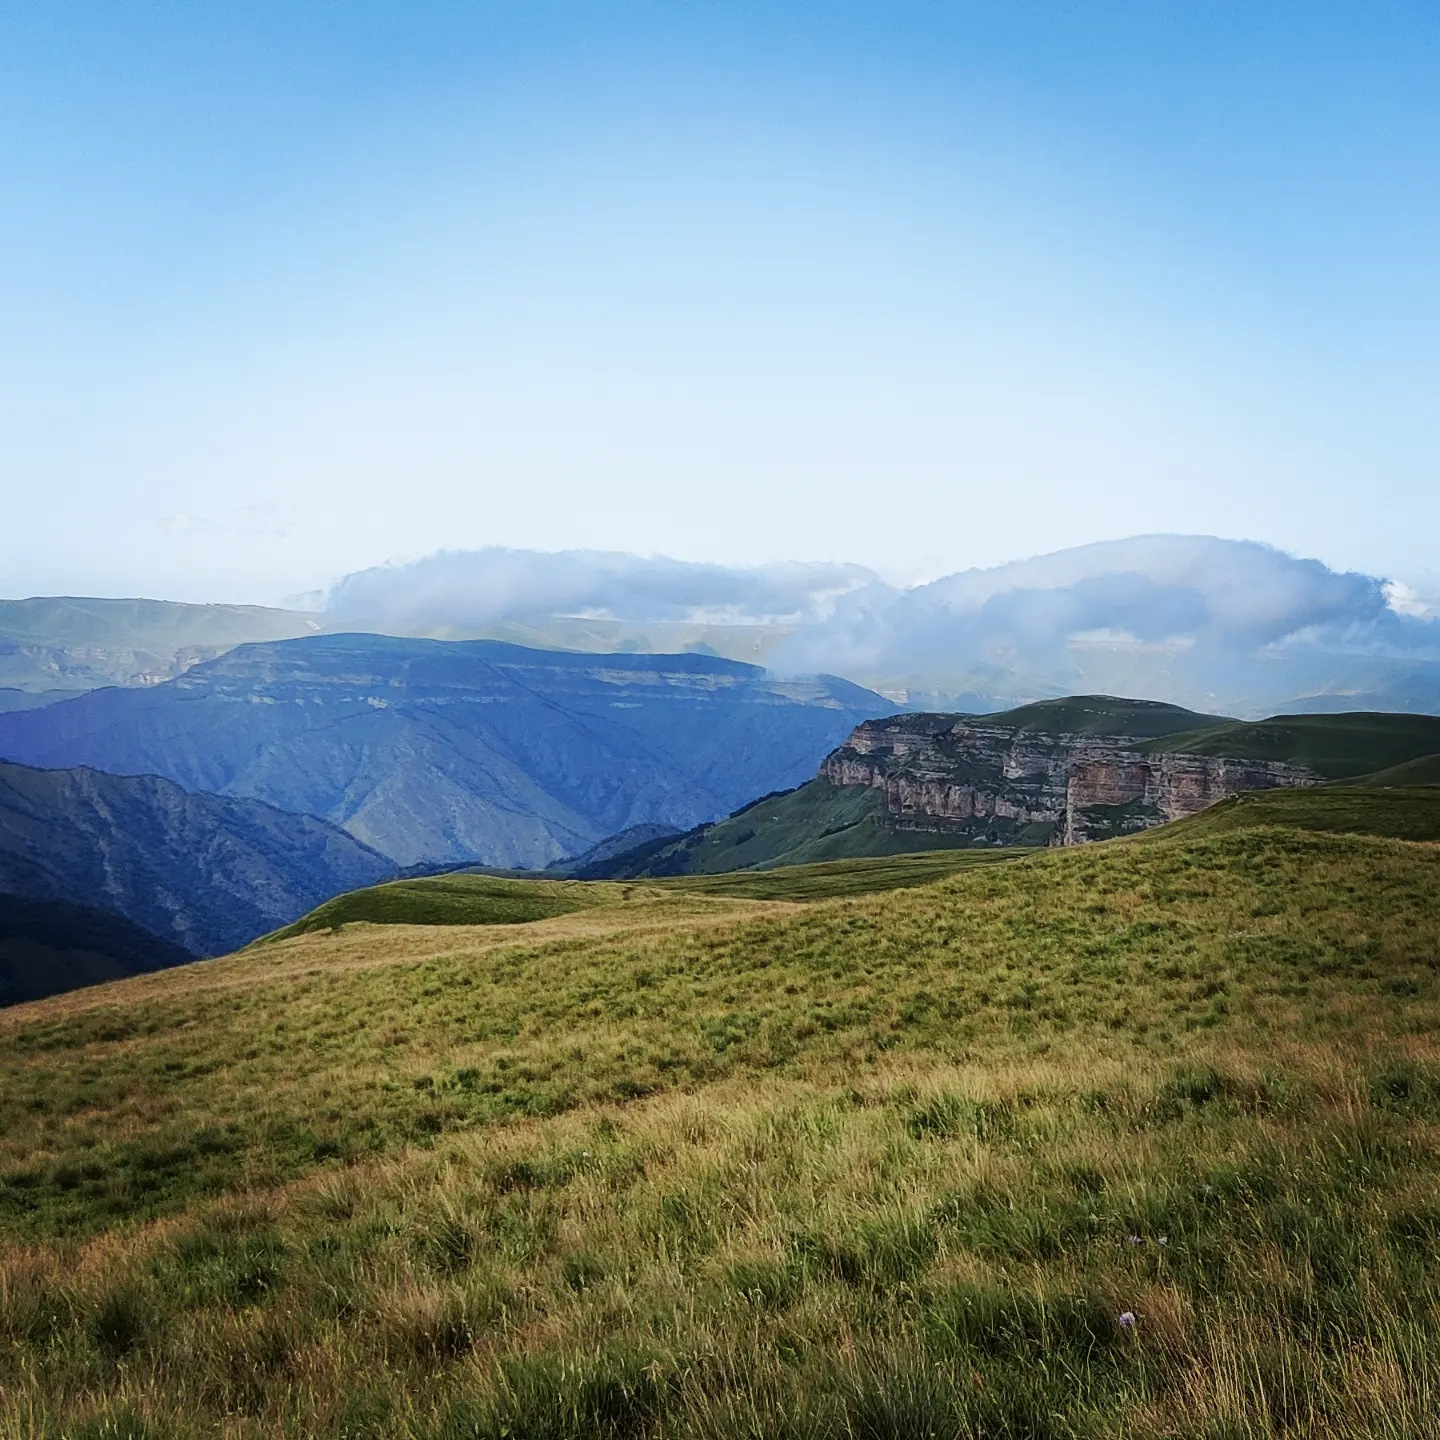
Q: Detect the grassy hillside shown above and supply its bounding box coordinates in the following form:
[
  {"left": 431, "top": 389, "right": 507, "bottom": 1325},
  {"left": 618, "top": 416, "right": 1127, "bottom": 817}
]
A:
[
  {"left": 1143, "top": 785, "right": 1440, "bottom": 845},
  {"left": 1352, "top": 752, "right": 1440, "bottom": 787},
  {"left": 3, "top": 821, "right": 1440, "bottom": 1436},
  {"left": 975, "top": 694, "right": 1229, "bottom": 738},
  {"left": 584, "top": 779, "right": 1027, "bottom": 878},
  {"left": 261, "top": 873, "right": 632, "bottom": 942},
  {"left": 1145, "top": 710, "right": 1440, "bottom": 779},
  {"left": 269, "top": 850, "right": 1030, "bottom": 940},
  {"left": 652, "top": 847, "right": 1029, "bottom": 900}
]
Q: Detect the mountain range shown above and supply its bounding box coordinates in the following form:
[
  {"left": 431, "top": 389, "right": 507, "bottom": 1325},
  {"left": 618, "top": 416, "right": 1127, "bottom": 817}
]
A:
[
  {"left": 0, "top": 595, "right": 321, "bottom": 696},
  {"left": 0, "top": 894, "right": 195, "bottom": 1008},
  {"left": 0, "top": 635, "right": 894, "bottom": 868},
  {"left": 10, "top": 536, "right": 1440, "bottom": 721},
  {"left": 0, "top": 759, "right": 393, "bottom": 966}
]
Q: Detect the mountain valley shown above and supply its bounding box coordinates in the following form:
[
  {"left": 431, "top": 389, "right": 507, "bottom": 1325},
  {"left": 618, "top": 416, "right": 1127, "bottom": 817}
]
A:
[
  {"left": 0, "top": 759, "right": 393, "bottom": 975},
  {"left": 0, "top": 634, "right": 893, "bottom": 867}
]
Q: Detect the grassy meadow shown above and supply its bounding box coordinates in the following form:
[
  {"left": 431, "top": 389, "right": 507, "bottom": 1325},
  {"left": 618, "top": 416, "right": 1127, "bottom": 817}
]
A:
[{"left": 3, "top": 795, "right": 1440, "bottom": 1437}]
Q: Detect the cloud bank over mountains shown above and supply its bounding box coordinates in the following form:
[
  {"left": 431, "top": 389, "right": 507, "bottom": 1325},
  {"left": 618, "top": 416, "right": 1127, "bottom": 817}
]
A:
[
  {"left": 328, "top": 548, "right": 876, "bottom": 629},
  {"left": 327, "top": 538, "right": 1440, "bottom": 718}
]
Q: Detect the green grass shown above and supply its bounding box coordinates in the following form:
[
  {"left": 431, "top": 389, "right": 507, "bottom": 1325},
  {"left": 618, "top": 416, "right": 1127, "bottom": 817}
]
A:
[
  {"left": 1143, "top": 785, "right": 1440, "bottom": 845},
  {"left": 975, "top": 694, "right": 1229, "bottom": 738},
  {"left": 1145, "top": 710, "right": 1440, "bottom": 779},
  {"left": 5, "top": 824, "right": 1440, "bottom": 1436},
  {"left": 593, "top": 778, "right": 1031, "bottom": 878},
  {"left": 1353, "top": 752, "right": 1440, "bottom": 787},
  {"left": 261, "top": 873, "right": 632, "bottom": 942},
  {"left": 268, "top": 851, "right": 1020, "bottom": 943},
  {"left": 649, "top": 846, "right": 1032, "bottom": 899}
]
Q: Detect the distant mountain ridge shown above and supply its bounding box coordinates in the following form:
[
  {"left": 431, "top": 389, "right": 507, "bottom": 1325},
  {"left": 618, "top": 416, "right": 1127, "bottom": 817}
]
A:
[
  {"left": 0, "top": 596, "right": 322, "bottom": 694},
  {"left": 12, "top": 535, "right": 1440, "bottom": 718},
  {"left": 0, "top": 635, "right": 896, "bottom": 868},
  {"left": 0, "top": 760, "right": 394, "bottom": 960}
]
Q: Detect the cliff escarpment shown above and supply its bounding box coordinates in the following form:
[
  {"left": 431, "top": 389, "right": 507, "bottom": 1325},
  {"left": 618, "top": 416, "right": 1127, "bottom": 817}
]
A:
[{"left": 820, "top": 713, "right": 1320, "bottom": 845}]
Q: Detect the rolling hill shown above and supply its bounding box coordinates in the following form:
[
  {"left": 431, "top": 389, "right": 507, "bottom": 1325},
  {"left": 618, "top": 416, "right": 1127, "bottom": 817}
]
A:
[
  {"left": 1138, "top": 710, "right": 1440, "bottom": 779},
  {"left": 1351, "top": 752, "right": 1440, "bottom": 787},
  {"left": 0, "top": 759, "right": 394, "bottom": 964},
  {"left": 1136, "top": 784, "right": 1440, "bottom": 845},
  {"left": 277, "top": 783, "right": 1440, "bottom": 937},
  {"left": 0, "top": 635, "right": 894, "bottom": 868},
  {"left": 2, "top": 805, "right": 1439, "bottom": 1435},
  {"left": 950, "top": 694, "right": 1229, "bottom": 738}
]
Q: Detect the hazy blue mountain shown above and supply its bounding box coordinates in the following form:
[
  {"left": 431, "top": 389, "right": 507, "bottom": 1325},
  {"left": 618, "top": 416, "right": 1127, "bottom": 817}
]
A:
[
  {"left": 0, "top": 760, "right": 394, "bottom": 957},
  {"left": 0, "top": 635, "right": 896, "bottom": 868},
  {"left": 0, "top": 596, "right": 321, "bottom": 694},
  {"left": 0, "top": 688, "right": 84, "bottom": 713}
]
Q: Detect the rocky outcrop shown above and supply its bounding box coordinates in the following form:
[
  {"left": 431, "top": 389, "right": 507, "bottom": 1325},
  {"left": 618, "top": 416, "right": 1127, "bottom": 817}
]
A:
[{"left": 820, "top": 714, "right": 1318, "bottom": 846}]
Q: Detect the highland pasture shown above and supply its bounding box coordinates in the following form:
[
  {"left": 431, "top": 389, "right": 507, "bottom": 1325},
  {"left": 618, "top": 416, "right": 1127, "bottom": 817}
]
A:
[{"left": 2, "top": 808, "right": 1440, "bottom": 1436}]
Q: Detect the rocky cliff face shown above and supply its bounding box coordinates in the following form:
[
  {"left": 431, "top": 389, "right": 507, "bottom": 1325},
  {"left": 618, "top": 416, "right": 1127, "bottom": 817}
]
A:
[{"left": 820, "top": 714, "right": 1318, "bottom": 845}]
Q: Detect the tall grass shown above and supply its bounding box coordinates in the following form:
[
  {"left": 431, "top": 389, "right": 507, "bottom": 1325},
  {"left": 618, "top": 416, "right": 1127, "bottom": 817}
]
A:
[{"left": 2, "top": 826, "right": 1440, "bottom": 1435}]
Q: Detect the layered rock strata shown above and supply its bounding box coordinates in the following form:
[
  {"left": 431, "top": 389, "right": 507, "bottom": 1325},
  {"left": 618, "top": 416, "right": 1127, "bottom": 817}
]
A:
[{"left": 820, "top": 714, "right": 1319, "bottom": 846}]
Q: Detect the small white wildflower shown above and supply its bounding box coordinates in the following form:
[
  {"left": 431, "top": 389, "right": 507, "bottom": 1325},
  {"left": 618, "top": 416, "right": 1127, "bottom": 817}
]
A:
[{"left": 1118, "top": 1311, "right": 1137, "bottom": 1330}]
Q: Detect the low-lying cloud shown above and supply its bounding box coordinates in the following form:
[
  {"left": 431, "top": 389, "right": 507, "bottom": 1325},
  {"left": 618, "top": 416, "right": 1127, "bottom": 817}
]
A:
[
  {"left": 328, "top": 547, "right": 878, "bottom": 628},
  {"left": 327, "top": 537, "right": 1440, "bottom": 717}
]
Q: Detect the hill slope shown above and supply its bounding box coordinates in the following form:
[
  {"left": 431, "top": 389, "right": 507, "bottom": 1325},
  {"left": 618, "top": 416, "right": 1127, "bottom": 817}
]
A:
[
  {"left": 1139, "top": 784, "right": 1440, "bottom": 845},
  {"left": 0, "top": 894, "right": 193, "bottom": 1007},
  {"left": 1351, "top": 752, "right": 1440, "bottom": 787},
  {"left": 1140, "top": 710, "right": 1440, "bottom": 779},
  {"left": 581, "top": 777, "right": 1005, "bottom": 878},
  {"left": 2, "top": 824, "right": 1440, "bottom": 1435},
  {"left": 0, "top": 635, "right": 894, "bottom": 868},
  {"left": 961, "top": 694, "right": 1228, "bottom": 738},
  {"left": 262, "top": 872, "right": 632, "bottom": 942},
  {"left": 0, "top": 760, "right": 394, "bottom": 958}
]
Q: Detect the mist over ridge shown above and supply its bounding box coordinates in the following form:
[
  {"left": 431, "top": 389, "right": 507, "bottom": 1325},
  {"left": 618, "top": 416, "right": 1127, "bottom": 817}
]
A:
[{"left": 326, "top": 535, "right": 1440, "bottom": 719}]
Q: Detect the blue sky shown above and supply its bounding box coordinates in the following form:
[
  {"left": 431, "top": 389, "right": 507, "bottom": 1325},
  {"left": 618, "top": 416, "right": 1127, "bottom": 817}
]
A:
[{"left": 2, "top": 2, "right": 1437, "bottom": 603}]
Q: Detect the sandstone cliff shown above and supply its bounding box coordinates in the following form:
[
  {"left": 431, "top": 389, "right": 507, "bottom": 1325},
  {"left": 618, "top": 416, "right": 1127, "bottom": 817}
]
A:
[{"left": 819, "top": 714, "right": 1318, "bottom": 846}]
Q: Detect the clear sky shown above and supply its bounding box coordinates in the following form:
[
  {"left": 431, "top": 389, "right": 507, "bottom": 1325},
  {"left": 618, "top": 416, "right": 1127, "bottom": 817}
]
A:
[{"left": 3, "top": 1, "right": 1437, "bottom": 603}]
